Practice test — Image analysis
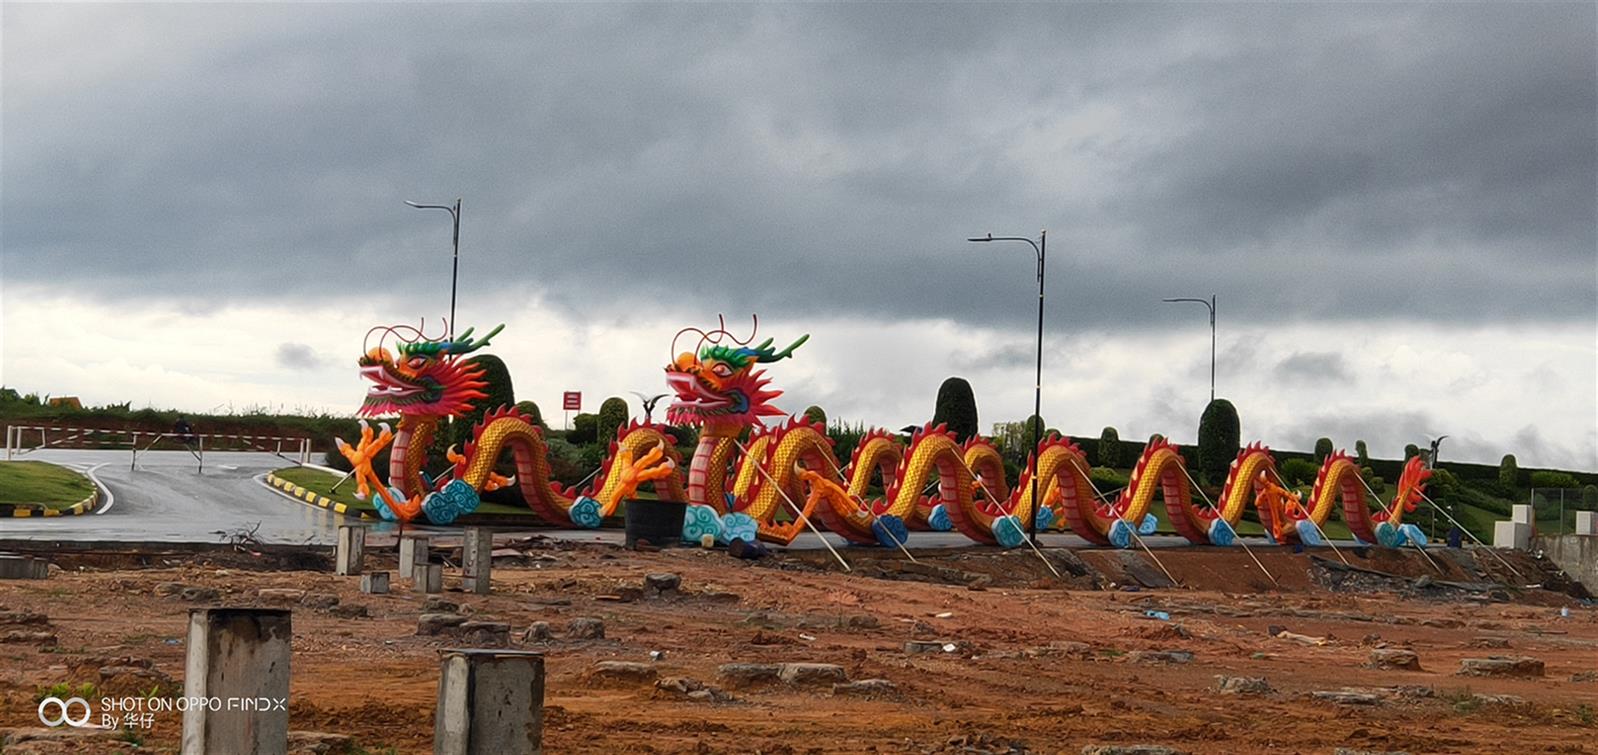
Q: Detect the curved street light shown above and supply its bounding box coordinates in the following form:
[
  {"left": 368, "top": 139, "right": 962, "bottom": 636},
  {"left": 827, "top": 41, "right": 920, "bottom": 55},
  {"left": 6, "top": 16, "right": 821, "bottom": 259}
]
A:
[
  {"left": 406, "top": 199, "right": 462, "bottom": 340},
  {"left": 968, "top": 231, "right": 1045, "bottom": 543},
  {"left": 1162, "top": 295, "right": 1216, "bottom": 402}
]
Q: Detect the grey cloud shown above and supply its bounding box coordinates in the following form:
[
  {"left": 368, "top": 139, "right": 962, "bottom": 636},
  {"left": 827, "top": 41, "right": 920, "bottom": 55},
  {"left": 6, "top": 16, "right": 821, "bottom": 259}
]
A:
[
  {"left": 1274, "top": 352, "right": 1354, "bottom": 384},
  {"left": 2, "top": 3, "right": 1594, "bottom": 335},
  {"left": 274, "top": 342, "right": 320, "bottom": 371}
]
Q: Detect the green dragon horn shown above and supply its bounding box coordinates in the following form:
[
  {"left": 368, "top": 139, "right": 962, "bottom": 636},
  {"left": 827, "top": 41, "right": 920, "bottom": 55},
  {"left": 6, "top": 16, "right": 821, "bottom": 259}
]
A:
[
  {"left": 450, "top": 323, "right": 505, "bottom": 355},
  {"left": 756, "top": 333, "right": 809, "bottom": 363}
]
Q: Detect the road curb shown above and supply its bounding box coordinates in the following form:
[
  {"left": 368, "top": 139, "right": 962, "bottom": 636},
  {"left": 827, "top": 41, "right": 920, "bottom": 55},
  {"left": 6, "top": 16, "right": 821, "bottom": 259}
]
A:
[
  {"left": 263, "top": 472, "right": 378, "bottom": 521},
  {"left": 2, "top": 488, "right": 98, "bottom": 518}
]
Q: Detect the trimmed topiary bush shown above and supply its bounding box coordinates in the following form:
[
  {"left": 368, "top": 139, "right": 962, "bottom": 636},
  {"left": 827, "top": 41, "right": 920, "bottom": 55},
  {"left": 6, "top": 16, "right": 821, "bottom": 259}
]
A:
[
  {"left": 597, "top": 397, "right": 629, "bottom": 443},
  {"left": 1498, "top": 454, "right": 1518, "bottom": 488},
  {"left": 1098, "top": 427, "right": 1121, "bottom": 469},
  {"left": 452, "top": 354, "right": 515, "bottom": 449},
  {"left": 569, "top": 413, "right": 598, "bottom": 445},
  {"left": 1404, "top": 443, "right": 1420, "bottom": 461},
  {"left": 1197, "top": 399, "right": 1240, "bottom": 484},
  {"left": 802, "top": 405, "right": 827, "bottom": 426},
  {"left": 1355, "top": 440, "right": 1369, "bottom": 466},
  {"left": 1530, "top": 471, "right": 1579, "bottom": 489},
  {"left": 931, "top": 377, "right": 979, "bottom": 442},
  {"left": 514, "top": 401, "right": 547, "bottom": 429},
  {"left": 1280, "top": 458, "right": 1320, "bottom": 486},
  {"left": 1313, "top": 437, "right": 1334, "bottom": 464}
]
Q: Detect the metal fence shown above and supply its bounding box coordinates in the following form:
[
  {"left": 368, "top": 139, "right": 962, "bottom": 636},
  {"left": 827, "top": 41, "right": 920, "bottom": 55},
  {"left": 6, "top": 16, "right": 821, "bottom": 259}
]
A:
[{"left": 3, "top": 425, "right": 311, "bottom": 473}]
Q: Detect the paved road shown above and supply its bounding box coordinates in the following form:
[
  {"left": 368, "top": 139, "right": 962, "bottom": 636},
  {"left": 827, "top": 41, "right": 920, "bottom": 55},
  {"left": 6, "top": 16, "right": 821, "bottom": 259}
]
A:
[
  {"left": 1, "top": 449, "right": 351, "bottom": 545},
  {"left": 2, "top": 449, "right": 1340, "bottom": 552}
]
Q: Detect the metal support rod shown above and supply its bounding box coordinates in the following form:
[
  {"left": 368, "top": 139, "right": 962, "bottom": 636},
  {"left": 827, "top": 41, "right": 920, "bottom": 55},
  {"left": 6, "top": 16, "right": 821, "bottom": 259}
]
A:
[
  {"left": 1262, "top": 467, "right": 1350, "bottom": 566},
  {"left": 1128, "top": 527, "right": 1183, "bottom": 588},
  {"left": 1416, "top": 488, "right": 1525, "bottom": 578},
  {"left": 1170, "top": 461, "right": 1281, "bottom": 587},
  {"left": 815, "top": 453, "right": 917, "bottom": 564},
  {"left": 954, "top": 454, "right": 1062, "bottom": 578},
  {"left": 329, "top": 468, "right": 358, "bottom": 494},
  {"left": 1061, "top": 456, "right": 1192, "bottom": 588},
  {"left": 733, "top": 439, "right": 851, "bottom": 573}
]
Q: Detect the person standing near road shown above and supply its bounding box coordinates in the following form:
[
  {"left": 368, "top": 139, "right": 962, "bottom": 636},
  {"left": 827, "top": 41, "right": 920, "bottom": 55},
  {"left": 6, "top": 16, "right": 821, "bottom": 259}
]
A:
[{"left": 173, "top": 416, "right": 196, "bottom": 446}]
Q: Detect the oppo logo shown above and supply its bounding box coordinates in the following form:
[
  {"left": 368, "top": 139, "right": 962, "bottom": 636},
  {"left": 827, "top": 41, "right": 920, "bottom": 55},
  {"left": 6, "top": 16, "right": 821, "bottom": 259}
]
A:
[{"left": 37, "top": 696, "right": 92, "bottom": 728}]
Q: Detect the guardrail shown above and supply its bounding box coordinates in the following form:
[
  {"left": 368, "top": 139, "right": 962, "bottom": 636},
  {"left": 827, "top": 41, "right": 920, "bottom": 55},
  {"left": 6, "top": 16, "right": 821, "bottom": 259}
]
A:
[{"left": 3, "top": 425, "right": 312, "bottom": 473}]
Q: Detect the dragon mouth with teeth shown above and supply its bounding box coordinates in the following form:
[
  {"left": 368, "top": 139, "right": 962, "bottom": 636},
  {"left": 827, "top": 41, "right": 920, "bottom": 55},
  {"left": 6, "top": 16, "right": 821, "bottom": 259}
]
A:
[
  {"left": 355, "top": 324, "right": 502, "bottom": 419},
  {"left": 663, "top": 318, "right": 807, "bottom": 430}
]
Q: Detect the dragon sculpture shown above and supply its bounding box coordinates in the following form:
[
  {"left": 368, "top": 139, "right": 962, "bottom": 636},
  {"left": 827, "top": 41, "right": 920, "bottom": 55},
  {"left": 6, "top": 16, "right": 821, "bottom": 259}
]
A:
[
  {"left": 336, "top": 317, "right": 1431, "bottom": 550},
  {"left": 336, "top": 321, "right": 676, "bottom": 526}
]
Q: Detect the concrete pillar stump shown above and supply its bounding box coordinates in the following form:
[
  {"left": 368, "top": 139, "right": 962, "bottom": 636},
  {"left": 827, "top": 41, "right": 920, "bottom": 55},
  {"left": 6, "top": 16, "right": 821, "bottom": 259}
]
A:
[
  {"left": 1494, "top": 520, "right": 1531, "bottom": 549},
  {"left": 181, "top": 608, "right": 291, "bottom": 755},
  {"left": 463, "top": 527, "right": 492, "bottom": 595},
  {"left": 399, "top": 534, "right": 431, "bottom": 579},
  {"left": 336, "top": 525, "right": 366, "bottom": 576},
  {"left": 361, "top": 572, "right": 390, "bottom": 594},
  {"left": 0, "top": 555, "right": 48, "bottom": 580},
  {"left": 434, "top": 648, "right": 544, "bottom": 755},
  {"left": 1576, "top": 511, "right": 1597, "bottom": 536},
  {"left": 420, "top": 563, "right": 445, "bottom": 593}
]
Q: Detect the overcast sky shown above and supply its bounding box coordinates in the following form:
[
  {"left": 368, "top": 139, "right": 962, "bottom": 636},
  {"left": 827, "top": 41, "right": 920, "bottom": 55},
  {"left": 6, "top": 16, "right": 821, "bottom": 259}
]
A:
[{"left": 3, "top": 3, "right": 1594, "bottom": 470}]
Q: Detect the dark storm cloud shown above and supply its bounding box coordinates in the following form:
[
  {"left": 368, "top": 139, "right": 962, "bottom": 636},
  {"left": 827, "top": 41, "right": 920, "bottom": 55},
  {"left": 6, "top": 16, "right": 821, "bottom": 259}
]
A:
[
  {"left": 3, "top": 3, "right": 1594, "bottom": 331},
  {"left": 1274, "top": 352, "right": 1354, "bottom": 384},
  {"left": 274, "top": 342, "right": 319, "bottom": 371}
]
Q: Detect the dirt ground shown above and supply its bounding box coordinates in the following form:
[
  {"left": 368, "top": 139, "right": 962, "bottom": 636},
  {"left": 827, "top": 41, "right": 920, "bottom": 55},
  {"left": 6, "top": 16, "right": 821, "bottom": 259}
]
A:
[{"left": 0, "top": 539, "right": 1595, "bottom": 754}]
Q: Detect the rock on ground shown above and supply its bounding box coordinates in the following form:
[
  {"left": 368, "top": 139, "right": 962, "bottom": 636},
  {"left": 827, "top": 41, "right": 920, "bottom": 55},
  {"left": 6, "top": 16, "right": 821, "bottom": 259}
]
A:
[
  {"left": 590, "top": 661, "right": 658, "bottom": 684},
  {"left": 778, "top": 663, "right": 847, "bottom": 685},
  {"left": 1214, "top": 676, "right": 1271, "bottom": 695},
  {"left": 417, "top": 613, "right": 467, "bottom": 636},
  {"left": 1457, "top": 656, "right": 1544, "bottom": 677},
  {"left": 566, "top": 617, "right": 605, "bottom": 639},
  {"left": 1368, "top": 648, "right": 1421, "bottom": 671},
  {"left": 832, "top": 679, "right": 896, "bottom": 696},
  {"left": 717, "top": 663, "right": 782, "bottom": 687}
]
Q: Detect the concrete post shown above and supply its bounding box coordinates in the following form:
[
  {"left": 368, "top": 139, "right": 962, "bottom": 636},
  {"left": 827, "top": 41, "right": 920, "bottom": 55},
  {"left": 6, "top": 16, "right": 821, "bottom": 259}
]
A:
[
  {"left": 400, "top": 534, "right": 431, "bottom": 580},
  {"left": 0, "top": 555, "right": 48, "bottom": 580},
  {"left": 463, "top": 527, "right": 492, "bottom": 595},
  {"left": 181, "top": 608, "right": 291, "bottom": 755},
  {"left": 336, "top": 525, "right": 366, "bottom": 576},
  {"left": 421, "top": 563, "right": 445, "bottom": 594},
  {"left": 1576, "top": 511, "right": 1597, "bottom": 536},
  {"left": 433, "top": 648, "right": 545, "bottom": 755},
  {"left": 361, "top": 572, "right": 390, "bottom": 594}
]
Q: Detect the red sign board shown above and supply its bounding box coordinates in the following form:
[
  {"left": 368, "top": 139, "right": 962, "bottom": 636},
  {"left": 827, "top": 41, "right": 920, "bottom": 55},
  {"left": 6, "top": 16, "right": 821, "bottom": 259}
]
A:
[{"left": 562, "top": 391, "right": 582, "bottom": 411}]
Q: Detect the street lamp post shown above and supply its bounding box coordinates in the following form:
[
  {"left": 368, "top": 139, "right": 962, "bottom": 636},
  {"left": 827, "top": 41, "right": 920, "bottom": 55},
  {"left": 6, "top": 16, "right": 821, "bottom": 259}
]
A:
[
  {"left": 406, "top": 198, "right": 463, "bottom": 340},
  {"left": 968, "top": 231, "right": 1046, "bottom": 544},
  {"left": 1162, "top": 295, "right": 1216, "bottom": 402}
]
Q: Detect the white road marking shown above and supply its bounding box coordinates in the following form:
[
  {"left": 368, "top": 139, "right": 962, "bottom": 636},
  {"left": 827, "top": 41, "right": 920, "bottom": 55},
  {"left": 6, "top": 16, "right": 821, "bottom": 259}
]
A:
[{"left": 86, "top": 463, "right": 116, "bottom": 514}]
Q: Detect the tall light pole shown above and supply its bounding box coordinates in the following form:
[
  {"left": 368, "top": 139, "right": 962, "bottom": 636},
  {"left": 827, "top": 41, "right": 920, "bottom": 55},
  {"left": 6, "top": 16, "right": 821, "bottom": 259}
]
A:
[
  {"left": 968, "top": 230, "right": 1045, "bottom": 544},
  {"left": 406, "top": 198, "right": 462, "bottom": 340},
  {"left": 1162, "top": 295, "right": 1216, "bottom": 402}
]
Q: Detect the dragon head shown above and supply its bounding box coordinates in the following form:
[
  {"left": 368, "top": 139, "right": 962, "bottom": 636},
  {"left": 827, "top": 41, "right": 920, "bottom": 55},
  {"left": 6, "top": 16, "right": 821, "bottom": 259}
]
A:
[
  {"left": 356, "top": 323, "right": 504, "bottom": 418},
  {"left": 664, "top": 316, "right": 808, "bottom": 431}
]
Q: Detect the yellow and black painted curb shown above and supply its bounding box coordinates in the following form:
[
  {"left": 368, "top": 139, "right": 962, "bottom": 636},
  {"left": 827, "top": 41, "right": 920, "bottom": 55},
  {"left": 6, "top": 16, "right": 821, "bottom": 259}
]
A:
[
  {"left": 3, "top": 489, "right": 97, "bottom": 518},
  {"left": 264, "top": 472, "right": 379, "bottom": 520}
]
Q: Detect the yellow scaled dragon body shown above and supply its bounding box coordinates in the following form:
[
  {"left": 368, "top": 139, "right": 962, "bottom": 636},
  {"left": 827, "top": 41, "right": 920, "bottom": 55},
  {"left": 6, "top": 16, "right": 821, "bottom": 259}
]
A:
[{"left": 336, "top": 318, "right": 1430, "bottom": 549}]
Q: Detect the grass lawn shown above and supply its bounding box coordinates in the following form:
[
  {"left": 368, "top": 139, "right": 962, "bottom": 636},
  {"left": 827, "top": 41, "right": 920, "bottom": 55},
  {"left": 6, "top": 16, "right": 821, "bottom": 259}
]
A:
[
  {"left": 270, "top": 466, "right": 545, "bottom": 517},
  {"left": 0, "top": 461, "right": 96, "bottom": 509}
]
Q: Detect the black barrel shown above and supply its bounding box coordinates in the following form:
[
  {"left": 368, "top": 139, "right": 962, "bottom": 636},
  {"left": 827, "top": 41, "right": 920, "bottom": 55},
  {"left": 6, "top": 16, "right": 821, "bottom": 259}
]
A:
[{"left": 623, "top": 498, "right": 686, "bottom": 549}]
